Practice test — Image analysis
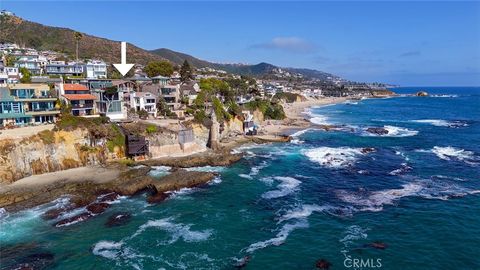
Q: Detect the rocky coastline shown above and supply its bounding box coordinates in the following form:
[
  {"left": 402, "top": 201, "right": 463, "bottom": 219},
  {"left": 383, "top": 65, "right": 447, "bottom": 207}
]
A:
[
  {"left": 0, "top": 96, "right": 358, "bottom": 218},
  {"left": 0, "top": 132, "right": 294, "bottom": 214}
]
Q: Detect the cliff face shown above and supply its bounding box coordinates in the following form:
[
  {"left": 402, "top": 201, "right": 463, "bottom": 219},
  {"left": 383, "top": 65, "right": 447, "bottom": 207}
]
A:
[
  {"left": 146, "top": 126, "right": 207, "bottom": 158},
  {"left": 0, "top": 129, "right": 109, "bottom": 184}
]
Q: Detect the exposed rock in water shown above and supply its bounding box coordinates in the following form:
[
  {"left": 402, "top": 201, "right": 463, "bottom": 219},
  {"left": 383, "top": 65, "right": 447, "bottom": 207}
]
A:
[
  {"left": 6, "top": 252, "right": 55, "bottom": 270},
  {"left": 98, "top": 192, "right": 120, "bottom": 203},
  {"left": 0, "top": 166, "right": 151, "bottom": 212},
  {"left": 366, "top": 127, "right": 389, "bottom": 135},
  {"left": 41, "top": 203, "right": 77, "bottom": 221},
  {"left": 151, "top": 170, "right": 216, "bottom": 193},
  {"left": 368, "top": 241, "right": 388, "bottom": 250},
  {"left": 105, "top": 212, "right": 132, "bottom": 227},
  {"left": 86, "top": 202, "right": 110, "bottom": 214},
  {"left": 0, "top": 243, "right": 56, "bottom": 269},
  {"left": 315, "top": 259, "right": 332, "bottom": 269},
  {"left": 361, "top": 147, "right": 376, "bottom": 154},
  {"left": 147, "top": 192, "right": 170, "bottom": 204},
  {"left": 54, "top": 212, "right": 92, "bottom": 227},
  {"left": 42, "top": 208, "right": 66, "bottom": 221},
  {"left": 416, "top": 91, "right": 429, "bottom": 97},
  {"left": 1, "top": 164, "right": 219, "bottom": 214},
  {"left": 234, "top": 256, "right": 251, "bottom": 268},
  {"left": 140, "top": 150, "right": 243, "bottom": 168},
  {"left": 317, "top": 124, "right": 341, "bottom": 131}
]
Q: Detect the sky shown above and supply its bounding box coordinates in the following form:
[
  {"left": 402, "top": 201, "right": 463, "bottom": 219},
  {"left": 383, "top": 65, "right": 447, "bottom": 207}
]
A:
[{"left": 2, "top": 1, "right": 480, "bottom": 86}]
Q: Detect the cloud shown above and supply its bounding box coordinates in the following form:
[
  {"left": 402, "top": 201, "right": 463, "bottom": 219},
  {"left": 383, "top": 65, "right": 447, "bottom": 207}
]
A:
[
  {"left": 251, "top": 37, "right": 316, "bottom": 53},
  {"left": 399, "top": 50, "right": 421, "bottom": 57}
]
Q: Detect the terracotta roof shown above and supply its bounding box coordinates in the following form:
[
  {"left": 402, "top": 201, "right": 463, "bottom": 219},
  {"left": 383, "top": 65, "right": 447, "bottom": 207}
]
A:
[
  {"left": 64, "top": 83, "right": 89, "bottom": 91},
  {"left": 63, "top": 94, "right": 97, "bottom": 100}
]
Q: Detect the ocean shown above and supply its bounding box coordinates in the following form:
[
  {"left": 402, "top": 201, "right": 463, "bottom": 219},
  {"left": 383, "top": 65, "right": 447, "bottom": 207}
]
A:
[{"left": 1, "top": 87, "right": 479, "bottom": 269}]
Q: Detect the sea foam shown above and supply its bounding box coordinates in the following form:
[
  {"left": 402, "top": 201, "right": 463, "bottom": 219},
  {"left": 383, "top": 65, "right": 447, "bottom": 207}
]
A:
[
  {"left": 310, "top": 115, "right": 330, "bottom": 125},
  {"left": 430, "top": 146, "right": 478, "bottom": 164},
  {"left": 261, "top": 176, "right": 301, "bottom": 199},
  {"left": 246, "top": 219, "right": 308, "bottom": 253},
  {"left": 362, "top": 125, "right": 418, "bottom": 137},
  {"left": 303, "top": 147, "right": 364, "bottom": 168},
  {"left": 132, "top": 218, "right": 213, "bottom": 244},
  {"left": 278, "top": 204, "right": 337, "bottom": 222},
  {"left": 337, "top": 183, "right": 424, "bottom": 212},
  {"left": 93, "top": 240, "right": 124, "bottom": 260},
  {"left": 411, "top": 119, "right": 469, "bottom": 128}
]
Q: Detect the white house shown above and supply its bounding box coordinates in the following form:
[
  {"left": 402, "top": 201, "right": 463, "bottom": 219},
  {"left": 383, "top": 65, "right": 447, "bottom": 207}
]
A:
[
  {"left": 130, "top": 92, "right": 157, "bottom": 118},
  {"left": 14, "top": 55, "right": 46, "bottom": 75},
  {"left": 45, "top": 61, "right": 84, "bottom": 76},
  {"left": 4, "top": 67, "right": 20, "bottom": 84},
  {"left": 86, "top": 60, "right": 107, "bottom": 79}
]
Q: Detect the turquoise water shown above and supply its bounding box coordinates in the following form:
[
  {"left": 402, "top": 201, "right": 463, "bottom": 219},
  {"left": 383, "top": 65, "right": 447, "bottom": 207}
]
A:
[{"left": 1, "top": 87, "right": 480, "bottom": 269}]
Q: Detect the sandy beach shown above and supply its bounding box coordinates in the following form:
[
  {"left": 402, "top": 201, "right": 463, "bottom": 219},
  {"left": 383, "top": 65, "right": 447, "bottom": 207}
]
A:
[
  {"left": 260, "top": 96, "right": 348, "bottom": 135},
  {"left": 283, "top": 96, "right": 348, "bottom": 119},
  {"left": 0, "top": 166, "right": 120, "bottom": 193},
  {"left": 0, "top": 96, "right": 347, "bottom": 212}
]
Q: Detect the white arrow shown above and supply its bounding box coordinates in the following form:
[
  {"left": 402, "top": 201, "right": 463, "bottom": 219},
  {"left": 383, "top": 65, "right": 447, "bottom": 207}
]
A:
[{"left": 113, "top": 41, "right": 134, "bottom": 76}]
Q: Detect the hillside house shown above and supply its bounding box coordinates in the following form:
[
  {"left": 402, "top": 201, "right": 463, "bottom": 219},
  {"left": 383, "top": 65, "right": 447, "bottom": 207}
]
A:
[
  {"left": 45, "top": 61, "right": 84, "bottom": 77},
  {"left": 85, "top": 60, "right": 107, "bottom": 79},
  {"left": 2, "top": 84, "right": 60, "bottom": 126},
  {"left": 58, "top": 83, "right": 97, "bottom": 116}
]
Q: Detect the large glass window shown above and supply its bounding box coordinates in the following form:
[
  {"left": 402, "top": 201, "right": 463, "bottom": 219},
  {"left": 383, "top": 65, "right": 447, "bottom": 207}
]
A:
[
  {"left": 108, "top": 101, "right": 122, "bottom": 112},
  {"left": 0, "top": 102, "right": 23, "bottom": 113}
]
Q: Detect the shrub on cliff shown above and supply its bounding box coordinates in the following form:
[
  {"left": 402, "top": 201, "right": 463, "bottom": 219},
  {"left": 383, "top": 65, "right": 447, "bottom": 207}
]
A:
[
  {"left": 244, "top": 99, "right": 285, "bottom": 120},
  {"left": 194, "top": 109, "right": 207, "bottom": 124},
  {"left": 212, "top": 97, "right": 232, "bottom": 122},
  {"left": 55, "top": 114, "right": 109, "bottom": 131},
  {"left": 264, "top": 103, "right": 286, "bottom": 120},
  {"left": 106, "top": 124, "right": 125, "bottom": 152},
  {"left": 145, "top": 124, "right": 157, "bottom": 134},
  {"left": 38, "top": 130, "right": 55, "bottom": 144}
]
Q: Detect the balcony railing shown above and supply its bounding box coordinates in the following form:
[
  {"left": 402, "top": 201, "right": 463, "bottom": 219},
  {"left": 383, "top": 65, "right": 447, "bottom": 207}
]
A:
[
  {"left": 71, "top": 104, "right": 94, "bottom": 109},
  {"left": 28, "top": 107, "right": 58, "bottom": 112}
]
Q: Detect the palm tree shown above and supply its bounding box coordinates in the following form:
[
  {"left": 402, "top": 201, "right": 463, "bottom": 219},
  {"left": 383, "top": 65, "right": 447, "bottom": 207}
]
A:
[{"left": 74, "top": 32, "right": 83, "bottom": 60}]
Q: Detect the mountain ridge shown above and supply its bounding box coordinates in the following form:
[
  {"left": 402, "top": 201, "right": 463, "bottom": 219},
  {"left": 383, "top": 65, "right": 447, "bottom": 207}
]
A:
[{"left": 1, "top": 14, "right": 341, "bottom": 81}]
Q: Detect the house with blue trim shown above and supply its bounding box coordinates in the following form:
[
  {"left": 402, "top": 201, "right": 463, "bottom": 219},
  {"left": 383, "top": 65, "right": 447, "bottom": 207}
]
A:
[{"left": 0, "top": 84, "right": 60, "bottom": 127}]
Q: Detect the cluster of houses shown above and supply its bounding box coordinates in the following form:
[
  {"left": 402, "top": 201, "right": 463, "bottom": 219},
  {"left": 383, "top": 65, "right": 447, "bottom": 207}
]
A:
[
  {"left": 0, "top": 43, "right": 108, "bottom": 84},
  {"left": 0, "top": 42, "right": 209, "bottom": 128},
  {"left": 0, "top": 75, "right": 202, "bottom": 128}
]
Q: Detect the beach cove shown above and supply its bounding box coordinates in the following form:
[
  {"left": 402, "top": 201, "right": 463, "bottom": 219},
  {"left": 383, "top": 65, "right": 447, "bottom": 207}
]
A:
[{"left": 1, "top": 88, "right": 480, "bottom": 269}]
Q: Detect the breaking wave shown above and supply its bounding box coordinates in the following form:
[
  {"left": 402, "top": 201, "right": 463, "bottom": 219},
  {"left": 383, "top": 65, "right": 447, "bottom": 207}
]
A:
[
  {"left": 303, "top": 147, "right": 365, "bottom": 168},
  {"left": 261, "top": 176, "right": 301, "bottom": 199},
  {"left": 337, "top": 177, "right": 480, "bottom": 212},
  {"left": 430, "top": 146, "right": 478, "bottom": 165},
  {"left": 362, "top": 125, "right": 418, "bottom": 137},
  {"left": 340, "top": 225, "right": 369, "bottom": 252},
  {"left": 309, "top": 115, "right": 330, "bottom": 125},
  {"left": 93, "top": 217, "right": 213, "bottom": 261},
  {"left": 245, "top": 220, "right": 308, "bottom": 253},
  {"left": 133, "top": 218, "right": 213, "bottom": 244},
  {"left": 411, "top": 119, "right": 469, "bottom": 128},
  {"left": 431, "top": 94, "right": 458, "bottom": 98},
  {"left": 185, "top": 166, "right": 225, "bottom": 172},
  {"left": 149, "top": 166, "right": 171, "bottom": 177},
  {"left": 389, "top": 163, "right": 412, "bottom": 176},
  {"left": 93, "top": 240, "right": 124, "bottom": 260},
  {"left": 239, "top": 161, "right": 269, "bottom": 179}
]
